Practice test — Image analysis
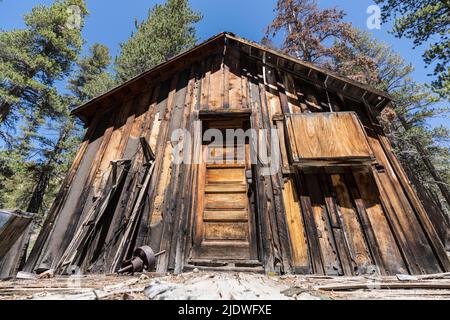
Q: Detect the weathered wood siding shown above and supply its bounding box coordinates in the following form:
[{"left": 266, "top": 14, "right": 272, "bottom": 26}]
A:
[{"left": 24, "top": 34, "right": 450, "bottom": 276}]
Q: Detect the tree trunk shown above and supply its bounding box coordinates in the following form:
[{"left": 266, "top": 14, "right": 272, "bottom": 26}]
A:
[
  {"left": 397, "top": 113, "right": 450, "bottom": 207},
  {"left": 25, "top": 120, "right": 72, "bottom": 214},
  {"left": 26, "top": 167, "right": 52, "bottom": 214},
  {"left": 0, "top": 86, "right": 24, "bottom": 124},
  {"left": 0, "top": 101, "right": 12, "bottom": 124}
]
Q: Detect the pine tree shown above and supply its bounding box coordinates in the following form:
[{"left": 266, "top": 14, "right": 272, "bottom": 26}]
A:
[
  {"left": 0, "top": 0, "right": 88, "bottom": 217},
  {"left": 374, "top": 0, "right": 450, "bottom": 99},
  {"left": 68, "top": 43, "right": 116, "bottom": 103},
  {"left": 24, "top": 42, "right": 115, "bottom": 217},
  {"left": 115, "top": 0, "right": 202, "bottom": 82},
  {"left": 25, "top": 102, "right": 82, "bottom": 216},
  {"left": 0, "top": 0, "right": 88, "bottom": 130}
]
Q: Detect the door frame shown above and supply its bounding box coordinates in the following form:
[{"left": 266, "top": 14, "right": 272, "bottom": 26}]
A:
[{"left": 186, "top": 111, "right": 261, "bottom": 264}]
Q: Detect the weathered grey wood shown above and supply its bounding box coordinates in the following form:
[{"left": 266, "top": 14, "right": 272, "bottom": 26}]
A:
[
  {"left": 0, "top": 210, "right": 34, "bottom": 278},
  {"left": 0, "top": 210, "right": 33, "bottom": 259}
]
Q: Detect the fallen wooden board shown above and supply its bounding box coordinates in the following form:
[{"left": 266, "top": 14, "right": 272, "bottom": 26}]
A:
[
  {"left": 317, "top": 281, "right": 450, "bottom": 291},
  {"left": 1, "top": 273, "right": 450, "bottom": 300}
]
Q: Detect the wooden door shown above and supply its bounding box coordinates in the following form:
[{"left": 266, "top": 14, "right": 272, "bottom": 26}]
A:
[{"left": 192, "top": 121, "right": 258, "bottom": 261}]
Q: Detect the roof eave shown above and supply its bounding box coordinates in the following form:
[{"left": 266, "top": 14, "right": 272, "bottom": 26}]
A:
[{"left": 72, "top": 32, "right": 393, "bottom": 123}]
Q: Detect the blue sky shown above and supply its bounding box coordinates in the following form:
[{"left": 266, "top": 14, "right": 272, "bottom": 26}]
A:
[{"left": 0, "top": 0, "right": 446, "bottom": 128}]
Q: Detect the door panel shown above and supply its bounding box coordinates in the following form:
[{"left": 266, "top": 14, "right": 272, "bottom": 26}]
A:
[
  {"left": 192, "top": 121, "right": 257, "bottom": 261},
  {"left": 203, "top": 210, "right": 249, "bottom": 222},
  {"left": 206, "top": 167, "right": 245, "bottom": 183},
  {"left": 205, "top": 192, "right": 247, "bottom": 210},
  {"left": 204, "top": 223, "right": 249, "bottom": 240}
]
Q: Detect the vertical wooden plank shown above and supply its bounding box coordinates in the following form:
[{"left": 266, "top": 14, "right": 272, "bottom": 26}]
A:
[
  {"left": 245, "top": 57, "right": 277, "bottom": 272},
  {"left": 156, "top": 68, "right": 191, "bottom": 272},
  {"left": 207, "top": 54, "right": 224, "bottom": 110},
  {"left": 285, "top": 115, "right": 301, "bottom": 163},
  {"left": 274, "top": 69, "right": 291, "bottom": 114},
  {"left": 343, "top": 168, "right": 390, "bottom": 275},
  {"left": 139, "top": 78, "right": 173, "bottom": 252},
  {"left": 149, "top": 76, "right": 179, "bottom": 228},
  {"left": 319, "top": 170, "right": 354, "bottom": 276},
  {"left": 173, "top": 64, "right": 200, "bottom": 272},
  {"left": 133, "top": 84, "right": 162, "bottom": 250},
  {"left": 296, "top": 172, "right": 324, "bottom": 274},
  {"left": 328, "top": 171, "right": 373, "bottom": 274},
  {"left": 352, "top": 168, "right": 408, "bottom": 275},
  {"left": 199, "top": 56, "right": 211, "bottom": 110},
  {"left": 282, "top": 72, "right": 302, "bottom": 113},
  {"left": 304, "top": 171, "right": 343, "bottom": 276},
  {"left": 182, "top": 64, "right": 203, "bottom": 268},
  {"left": 282, "top": 177, "right": 310, "bottom": 273},
  {"left": 240, "top": 54, "right": 249, "bottom": 109},
  {"left": 264, "top": 66, "right": 282, "bottom": 118},
  {"left": 227, "top": 47, "right": 242, "bottom": 109},
  {"left": 275, "top": 120, "right": 290, "bottom": 173},
  {"left": 193, "top": 148, "right": 207, "bottom": 250},
  {"left": 258, "top": 70, "right": 293, "bottom": 273}
]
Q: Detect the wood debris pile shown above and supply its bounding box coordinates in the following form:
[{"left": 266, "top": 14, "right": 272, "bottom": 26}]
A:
[{"left": 0, "top": 271, "right": 449, "bottom": 300}]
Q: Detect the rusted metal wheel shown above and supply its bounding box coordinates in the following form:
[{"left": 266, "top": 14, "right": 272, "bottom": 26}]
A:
[{"left": 117, "top": 246, "right": 164, "bottom": 274}]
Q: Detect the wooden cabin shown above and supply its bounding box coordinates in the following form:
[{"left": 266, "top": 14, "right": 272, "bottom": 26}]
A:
[{"left": 24, "top": 32, "right": 450, "bottom": 276}]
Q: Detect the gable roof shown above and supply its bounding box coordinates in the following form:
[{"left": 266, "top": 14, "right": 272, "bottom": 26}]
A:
[{"left": 72, "top": 32, "right": 392, "bottom": 123}]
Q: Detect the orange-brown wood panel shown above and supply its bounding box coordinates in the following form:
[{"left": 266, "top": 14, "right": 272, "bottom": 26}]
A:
[
  {"left": 199, "top": 57, "right": 212, "bottom": 110},
  {"left": 150, "top": 76, "right": 179, "bottom": 226},
  {"left": 282, "top": 177, "right": 310, "bottom": 272},
  {"left": 227, "top": 49, "right": 243, "bottom": 109},
  {"left": 205, "top": 192, "right": 247, "bottom": 210},
  {"left": 207, "top": 54, "right": 224, "bottom": 110},
  {"left": 240, "top": 56, "right": 249, "bottom": 109},
  {"left": 286, "top": 112, "right": 374, "bottom": 164},
  {"left": 204, "top": 222, "right": 249, "bottom": 241}
]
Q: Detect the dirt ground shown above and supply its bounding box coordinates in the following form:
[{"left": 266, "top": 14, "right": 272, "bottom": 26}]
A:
[{"left": 1, "top": 271, "right": 449, "bottom": 300}]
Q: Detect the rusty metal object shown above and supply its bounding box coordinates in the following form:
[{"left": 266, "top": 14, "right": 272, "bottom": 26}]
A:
[{"left": 117, "top": 246, "right": 165, "bottom": 274}]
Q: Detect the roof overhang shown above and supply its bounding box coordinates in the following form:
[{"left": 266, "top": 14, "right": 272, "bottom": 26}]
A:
[{"left": 72, "top": 32, "right": 392, "bottom": 124}]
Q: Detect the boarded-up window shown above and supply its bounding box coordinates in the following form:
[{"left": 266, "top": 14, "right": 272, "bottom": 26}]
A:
[{"left": 285, "top": 112, "right": 374, "bottom": 166}]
